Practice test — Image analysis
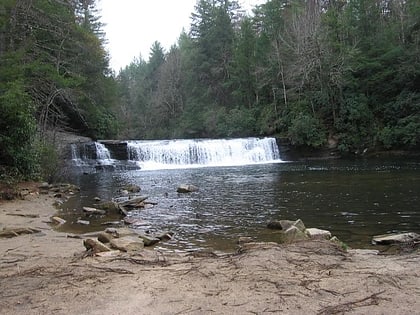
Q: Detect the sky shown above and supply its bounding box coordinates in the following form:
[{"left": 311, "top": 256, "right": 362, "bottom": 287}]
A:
[{"left": 99, "top": 0, "right": 267, "bottom": 71}]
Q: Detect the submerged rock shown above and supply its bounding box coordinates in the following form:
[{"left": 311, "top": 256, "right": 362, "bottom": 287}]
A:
[
  {"left": 83, "top": 207, "right": 106, "bottom": 215},
  {"left": 138, "top": 233, "right": 160, "bottom": 247},
  {"left": 123, "top": 184, "right": 141, "bottom": 193}
]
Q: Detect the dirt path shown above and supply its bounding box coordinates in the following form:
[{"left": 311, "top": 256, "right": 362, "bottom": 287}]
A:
[{"left": 0, "top": 187, "right": 419, "bottom": 314}]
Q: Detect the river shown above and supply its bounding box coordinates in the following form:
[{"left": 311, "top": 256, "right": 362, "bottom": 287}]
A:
[{"left": 60, "top": 145, "right": 420, "bottom": 252}]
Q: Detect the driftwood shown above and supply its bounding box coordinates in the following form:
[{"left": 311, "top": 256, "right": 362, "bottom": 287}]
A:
[
  {"left": 116, "top": 196, "right": 150, "bottom": 216},
  {"left": 0, "top": 227, "right": 41, "bottom": 238},
  {"left": 118, "top": 196, "right": 149, "bottom": 207}
]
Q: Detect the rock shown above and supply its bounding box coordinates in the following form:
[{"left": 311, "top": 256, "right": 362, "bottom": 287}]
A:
[
  {"left": 38, "top": 182, "right": 50, "bottom": 189},
  {"left": 138, "top": 234, "right": 160, "bottom": 246},
  {"left": 155, "top": 231, "right": 174, "bottom": 241},
  {"left": 293, "top": 219, "right": 306, "bottom": 232},
  {"left": 372, "top": 232, "right": 420, "bottom": 245},
  {"left": 83, "top": 238, "right": 111, "bottom": 253},
  {"left": 105, "top": 227, "right": 138, "bottom": 238},
  {"left": 123, "top": 184, "right": 141, "bottom": 193},
  {"left": 348, "top": 249, "right": 379, "bottom": 255},
  {"left": 77, "top": 219, "right": 90, "bottom": 225},
  {"left": 281, "top": 226, "right": 308, "bottom": 243},
  {"left": 51, "top": 216, "right": 66, "bottom": 225},
  {"left": 177, "top": 184, "right": 199, "bottom": 193},
  {"left": 94, "top": 197, "right": 101, "bottom": 202},
  {"left": 305, "top": 228, "right": 332, "bottom": 240},
  {"left": 95, "top": 201, "right": 119, "bottom": 212},
  {"left": 83, "top": 206, "right": 106, "bottom": 215},
  {"left": 123, "top": 217, "right": 150, "bottom": 226},
  {"left": 110, "top": 237, "right": 144, "bottom": 252},
  {"left": 98, "top": 232, "right": 114, "bottom": 244},
  {"left": 267, "top": 219, "right": 305, "bottom": 231},
  {"left": 238, "top": 237, "right": 253, "bottom": 244}
]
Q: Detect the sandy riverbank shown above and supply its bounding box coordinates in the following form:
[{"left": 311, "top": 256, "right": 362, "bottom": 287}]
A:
[{"left": 0, "top": 184, "right": 419, "bottom": 314}]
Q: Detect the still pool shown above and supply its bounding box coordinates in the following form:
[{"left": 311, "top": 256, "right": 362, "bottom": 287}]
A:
[{"left": 58, "top": 158, "right": 420, "bottom": 252}]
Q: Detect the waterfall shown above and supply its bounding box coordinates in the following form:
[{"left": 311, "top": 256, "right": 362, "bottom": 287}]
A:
[
  {"left": 70, "top": 143, "right": 85, "bottom": 166},
  {"left": 70, "top": 141, "right": 114, "bottom": 169},
  {"left": 94, "top": 142, "right": 112, "bottom": 164},
  {"left": 127, "top": 137, "right": 282, "bottom": 170}
]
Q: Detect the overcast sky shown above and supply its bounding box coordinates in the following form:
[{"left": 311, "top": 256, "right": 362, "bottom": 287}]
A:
[{"left": 99, "top": 0, "right": 266, "bottom": 71}]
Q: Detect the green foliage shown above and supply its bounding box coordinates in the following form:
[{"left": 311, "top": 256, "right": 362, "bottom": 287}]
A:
[
  {"left": 112, "top": 0, "right": 419, "bottom": 153},
  {"left": 0, "top": 80, "right": 38, "bottom": 176},
  {"left": 0, "top": 0, "right": 117, "bottom": 177},
  {"left": 289, "top": 113, "right": 326, "bottom": 147},
  {"left": 336, "top": 94, "right": 374, "bottom": 152},
  {"left": 37, "top": 141, "right": 60, "bottom": 183}
]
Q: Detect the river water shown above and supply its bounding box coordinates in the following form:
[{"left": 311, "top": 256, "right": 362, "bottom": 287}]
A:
[{"left": 60, "top": 157, "right": 420, "bottom": 252}]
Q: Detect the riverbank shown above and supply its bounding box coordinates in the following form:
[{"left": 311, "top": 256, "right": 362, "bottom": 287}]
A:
[{"left": 0, "top": 183, "right": 419, "bottom": 314}]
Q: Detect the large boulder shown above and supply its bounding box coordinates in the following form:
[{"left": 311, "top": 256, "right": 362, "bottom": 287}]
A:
[
  {"left": 305, "top": 228, "right": 332, "bottom": 240},
  {"left": 281, "top": 226, "right": 309, "bottom": 243}
]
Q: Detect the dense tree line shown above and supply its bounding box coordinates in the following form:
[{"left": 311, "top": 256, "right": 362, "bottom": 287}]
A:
[
  {"left": 117, "top": 0, "right": 419, "bottom": 152},
  {"left": 0, "top": 0, "right": 117, "bottom": 178},
  {"left": 1, "top": 0, "right": 419, "bottom": 179}
]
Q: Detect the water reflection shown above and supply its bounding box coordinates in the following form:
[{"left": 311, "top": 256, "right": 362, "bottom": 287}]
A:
[{"left": 60, "top": 159, "right": 420, "bottom": 251}]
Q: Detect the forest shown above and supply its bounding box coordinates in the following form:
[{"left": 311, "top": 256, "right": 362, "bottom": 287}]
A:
[{"left": 1, "top": 0, "right": 419, "bottom": 179}]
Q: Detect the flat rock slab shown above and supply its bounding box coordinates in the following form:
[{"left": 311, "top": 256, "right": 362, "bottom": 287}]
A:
[
  {"left": 372, "top": 232, "right": 420, "bottom": 245},
  {"left": 83, "top": 207, "right": 106, "bottom": 215},
  {"left": 177, "top": 184, "right": 199, "bottom": 193},
  {"left": 110, "top": 236, "right": 144, "bottom": 252},
  {"left": 305, "top": 228, "right": 332, "bottom": 240}
]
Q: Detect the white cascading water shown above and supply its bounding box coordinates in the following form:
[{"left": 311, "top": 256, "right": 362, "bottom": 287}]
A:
[
  {"left": 127, "top": 137, "right": 282, "bottom": 170},
  {"left": 94, "top": 142, "right": 113, "bottom": 165},
  {"left": 70, "top": 143, "right": 85, "bottom": 166}
]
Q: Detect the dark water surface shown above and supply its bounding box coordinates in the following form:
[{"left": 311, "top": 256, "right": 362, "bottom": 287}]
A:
[{"left": 59, "top": 158, "right": 420, "bottom": 252}]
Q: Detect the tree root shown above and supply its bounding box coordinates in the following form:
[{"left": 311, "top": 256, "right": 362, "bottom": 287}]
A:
[{"left": 317, "top": 290, "right": 387, "bottom": 314}]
